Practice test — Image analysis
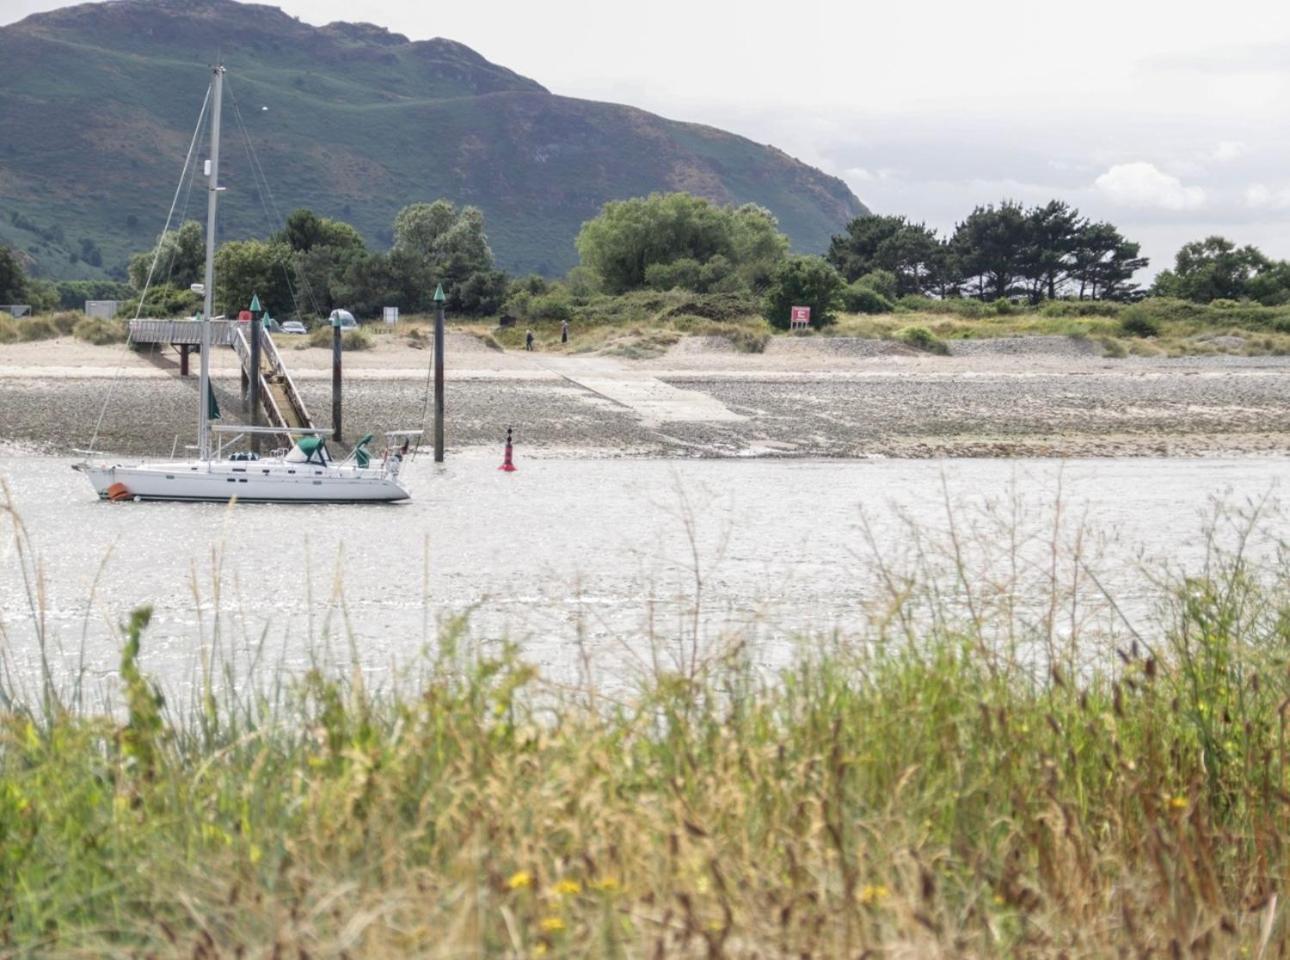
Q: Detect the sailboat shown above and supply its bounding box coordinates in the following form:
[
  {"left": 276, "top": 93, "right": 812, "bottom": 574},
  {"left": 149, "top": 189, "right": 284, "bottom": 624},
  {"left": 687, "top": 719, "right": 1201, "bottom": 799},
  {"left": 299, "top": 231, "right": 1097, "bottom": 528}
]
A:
[{"left": 74, "top": 65, "right": 410, "bottom": 503}]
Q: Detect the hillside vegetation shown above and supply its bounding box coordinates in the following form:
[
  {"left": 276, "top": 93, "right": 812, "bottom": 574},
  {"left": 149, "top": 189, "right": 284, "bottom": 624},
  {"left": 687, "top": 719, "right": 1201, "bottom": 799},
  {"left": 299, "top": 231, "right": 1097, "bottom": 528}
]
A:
[{"left": 0, "top": 0, "right": 863, "bottom": 281}]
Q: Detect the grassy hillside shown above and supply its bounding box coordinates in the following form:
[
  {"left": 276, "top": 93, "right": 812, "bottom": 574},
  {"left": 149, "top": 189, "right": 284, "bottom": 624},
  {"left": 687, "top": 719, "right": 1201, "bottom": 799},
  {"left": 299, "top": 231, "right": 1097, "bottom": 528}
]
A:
[{"left": 0, "top": 0, "right": 865, "bottom": 281}]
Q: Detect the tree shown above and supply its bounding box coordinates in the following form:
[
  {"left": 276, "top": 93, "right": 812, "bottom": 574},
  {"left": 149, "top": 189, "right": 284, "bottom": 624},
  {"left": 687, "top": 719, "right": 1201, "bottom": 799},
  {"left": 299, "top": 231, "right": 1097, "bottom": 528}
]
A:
[
  {"left": 827, "top": 214, "right": 941, "bottom": 296},
  {"left": 1070, "top": 222, "right": 1147, "bottom": 301},
  {"left": 762, "top": 255, "right": 843, "bottom": 329},
  {"left": 728, "top": 204, "right": 790, "bottom": 290},
  {"left": 213, "top": 239, "right": 295, "bottom": 317},
  {"left": 392, "top": 200, "right": 499, "bottom": 313},
  {"left": 951, "top": 202, "right": 1029, "bottom": 301},
  {"left": 274, "top": 208, "right": 365, "bottom": 254},
  {"left": 575, "top": 193, "right": 789, "bottom": 294},
  {"left": 1019, "top": 200, "right": 1082, "bottom": 303},
  {"left": 1152, "top": 236, "right": 1270, "bottom": 303},
  {"left": 128, "top": 220, "right": 205, "bottom": 290},
  {"left": 0, "top": 245, "right": 28, "bottom": 303}
]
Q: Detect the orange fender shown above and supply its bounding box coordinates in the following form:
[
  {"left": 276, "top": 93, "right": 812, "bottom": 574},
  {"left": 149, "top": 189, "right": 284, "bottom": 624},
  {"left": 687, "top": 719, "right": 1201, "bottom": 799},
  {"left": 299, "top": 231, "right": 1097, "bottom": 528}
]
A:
[{"left": 106, "top": 482, "right": 132, "bottom": 502}]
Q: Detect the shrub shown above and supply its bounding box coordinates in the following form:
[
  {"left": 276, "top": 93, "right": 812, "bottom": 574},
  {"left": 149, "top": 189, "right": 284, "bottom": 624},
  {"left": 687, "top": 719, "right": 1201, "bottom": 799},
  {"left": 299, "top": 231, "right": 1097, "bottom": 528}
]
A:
[
  {"left": 1040, "top": 300, "right": 1122, "bottom": 318},
  {"left": 0, "top": 316, "right": 17, "bottom": 343},
  {"left": 528, "top": 290, "right": 575, "bottom": 322},
  {"left": 1119, "top": 309, "right": 1160, "bottom": 338},
  {"left": 896, "top": 325, "right": 950, "bottom": 355},
  {"left": 342, "top": 328, "right": 373, "bottom": 351},
  {"left": 763, "top": 255, "right": 842, "bottom": 330},
  {"left": 856, "top": 269, "right": 898, "bottom": 300},
  {"left": 1099, "top": 336, "right": 1128, "bottom": 358},
  {"left": 992, "top": 298, "right": 1017, "bottom": 316},
  {"left": 306, "top": 325, "right": 372, "bottom": 350},
  {"left": 48, "top": 310, "right": 81, "bottom": 335},
  {"left": 16, "top": 316, "right": 59, "bottom": 341},
  {"left": 73, "top": 316, "right": 128, "bottom": 345},
  {"left": 841, "top": 281, "right": 894, "bottom": 314},
  {"left": 645, "top": 258, "right": 702, "bottom": 292}
]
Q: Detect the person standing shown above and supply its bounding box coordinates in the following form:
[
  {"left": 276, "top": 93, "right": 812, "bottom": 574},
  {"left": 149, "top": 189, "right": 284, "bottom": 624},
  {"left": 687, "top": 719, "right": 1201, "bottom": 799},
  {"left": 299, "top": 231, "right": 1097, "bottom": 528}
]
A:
[
  {"left": 525, "top": 329, "right": 534, "bottom": 351},
  {"left": 561, "top": 319, "right": 569, "bottom": 344}
]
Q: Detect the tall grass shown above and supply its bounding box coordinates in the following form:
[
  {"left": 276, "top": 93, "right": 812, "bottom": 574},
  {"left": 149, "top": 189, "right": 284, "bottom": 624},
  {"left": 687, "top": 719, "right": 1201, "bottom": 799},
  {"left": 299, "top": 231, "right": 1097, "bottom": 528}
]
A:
[{"left": 2, "top": 493, "right": 1290, "bottom": 955}]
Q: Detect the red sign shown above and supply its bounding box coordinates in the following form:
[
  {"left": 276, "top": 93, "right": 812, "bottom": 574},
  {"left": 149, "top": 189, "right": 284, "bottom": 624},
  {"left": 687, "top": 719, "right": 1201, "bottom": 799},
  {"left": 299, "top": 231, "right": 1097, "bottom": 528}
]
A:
[{"left": 790, "top": 305, "right": 811, "bottom": 328}]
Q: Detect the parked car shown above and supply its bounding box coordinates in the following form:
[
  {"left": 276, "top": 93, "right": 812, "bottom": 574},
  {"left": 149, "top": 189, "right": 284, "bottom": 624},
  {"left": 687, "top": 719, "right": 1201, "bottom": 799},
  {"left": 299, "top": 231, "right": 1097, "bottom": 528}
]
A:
[
  {"left": 328, "top": 309, "right": 358, "bottom": 330},
  {"left": 280, "top": 320, "right": 307, "bottom": 335}
]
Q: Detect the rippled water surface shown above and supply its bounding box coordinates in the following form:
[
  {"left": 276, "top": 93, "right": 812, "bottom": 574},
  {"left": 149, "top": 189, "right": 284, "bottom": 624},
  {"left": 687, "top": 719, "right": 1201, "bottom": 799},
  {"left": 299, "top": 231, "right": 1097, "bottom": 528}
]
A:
[{"left": 1, "top": 452, "right": 1286, "bottom": 700}]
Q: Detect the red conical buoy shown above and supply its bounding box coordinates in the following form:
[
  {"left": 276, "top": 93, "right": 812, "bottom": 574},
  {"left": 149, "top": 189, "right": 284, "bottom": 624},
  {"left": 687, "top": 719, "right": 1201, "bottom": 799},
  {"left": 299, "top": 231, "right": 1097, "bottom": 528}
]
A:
[{"left": 499, "top": 426, "right": 518, "bottom": 472}]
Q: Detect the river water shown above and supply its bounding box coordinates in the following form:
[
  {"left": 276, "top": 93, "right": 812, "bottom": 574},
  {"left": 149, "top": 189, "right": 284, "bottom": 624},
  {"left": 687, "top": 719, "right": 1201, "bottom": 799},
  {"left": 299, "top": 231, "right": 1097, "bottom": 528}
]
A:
[{"left": 0, "top": 453, "right": 1287, "bottom": 704}]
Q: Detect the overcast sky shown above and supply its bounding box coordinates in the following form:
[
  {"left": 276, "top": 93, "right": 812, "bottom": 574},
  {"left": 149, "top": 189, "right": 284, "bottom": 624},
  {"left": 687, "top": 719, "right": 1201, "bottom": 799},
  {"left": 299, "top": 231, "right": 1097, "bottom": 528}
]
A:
[{"left": 4, "top": 0, "right": 1290, "bottom": 273}]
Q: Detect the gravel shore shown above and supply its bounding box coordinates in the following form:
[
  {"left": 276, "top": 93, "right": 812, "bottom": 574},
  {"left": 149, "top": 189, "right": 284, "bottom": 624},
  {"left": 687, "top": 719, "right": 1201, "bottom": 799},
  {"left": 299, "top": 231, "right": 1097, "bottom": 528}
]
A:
[{"left": 4, "top": 334, "right": 1290, "bottom": 459}]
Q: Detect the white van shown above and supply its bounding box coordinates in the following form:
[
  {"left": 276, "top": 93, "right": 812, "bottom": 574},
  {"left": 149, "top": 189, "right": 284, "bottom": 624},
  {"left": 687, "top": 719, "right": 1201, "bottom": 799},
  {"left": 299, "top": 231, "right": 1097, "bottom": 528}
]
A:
[{"left": 328, "top": 309, "right": 358, "bottom": 330}]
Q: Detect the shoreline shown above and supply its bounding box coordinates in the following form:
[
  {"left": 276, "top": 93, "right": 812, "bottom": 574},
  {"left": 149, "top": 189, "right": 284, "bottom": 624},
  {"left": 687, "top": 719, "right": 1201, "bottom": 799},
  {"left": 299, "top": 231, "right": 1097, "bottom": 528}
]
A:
[{"left": 4, "top": 334, "right": 1290, "bottom": 460}]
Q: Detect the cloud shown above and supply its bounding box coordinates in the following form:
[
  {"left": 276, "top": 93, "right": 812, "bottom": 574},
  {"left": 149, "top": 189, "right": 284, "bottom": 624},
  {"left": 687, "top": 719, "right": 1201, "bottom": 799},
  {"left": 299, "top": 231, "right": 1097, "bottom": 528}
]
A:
[
  {"left": 1093, "top": 162, "right": 1206, "bottom": 211},
  {"left": 1245, "top": 184, "right": 1290, "bottom": 210},
  {"left": 1212, "top": 140, "right": 1249, "bottom": 162}
]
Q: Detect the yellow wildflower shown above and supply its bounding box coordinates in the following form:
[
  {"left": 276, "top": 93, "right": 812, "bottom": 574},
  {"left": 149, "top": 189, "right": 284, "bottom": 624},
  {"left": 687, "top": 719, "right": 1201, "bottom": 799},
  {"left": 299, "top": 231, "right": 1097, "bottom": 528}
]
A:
[
  {"left": 507, "top": 870, "right": 533, "bottom": 890},
  {"left": 859, "top": 883, "right": 890, "bottom": 905},
  {"left": 539, "top": 916, "right": 565, "bottom": 933},
  {"left": 591, "top": 877, "right": 621, "bottom": 893},
  {"left": 1168, "top": 795, "right": 1188, "bottom": 810},
  {"left": 553, "top": 879, "right": 582, "bottom": 896}
]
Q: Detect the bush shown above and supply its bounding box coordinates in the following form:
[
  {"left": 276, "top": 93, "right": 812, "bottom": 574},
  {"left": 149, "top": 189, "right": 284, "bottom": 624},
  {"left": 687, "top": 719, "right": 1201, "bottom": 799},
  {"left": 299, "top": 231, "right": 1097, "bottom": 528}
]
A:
[
  {"left": 343, "top": 328, "right": 373, "bottom": 351},
  {"left": 528, "top": 290, "right": 574, "bottom": 322},
  {"left": 49, "top": 310, "right": 81, "bottom": 335},
  {"left": 16, "top": 316, "right": 59, "bottom": 341},
  {"left": 1119, "top": 309, "right": 1160, "bottom": 338},
  {"left": 895, "top": 324, "right": 950, "bottom": 355},
  {"left": 763, "top": 255, "right": 842, "bottom": 330},
  {"left": 895, "top": 295, "right": 991, "bottom": 319},
  {"left": 856, "top": 269, "right": 897, "bottom": 300},
  {"left": 118, "top": 283, "right": 202, "bottom": 319},
  {"left": 1040, "top": 300, "right": 1122, "bottom": 318},
  {"left": 1098, "top": 336, "right": 1127, "bottom": 358},
  {"left": 644, "top": 258, "right": 702, "bottom": 292},
  {"left": 73, "top": 316, "right": 128, "bottom": 345},
  {"left": 306, "top": 326, "right": 373, "bottom": 350},
  {"left": 841, "top": 281, "right": 894, "bottom": 314},
  {"left": 0, "top": 316, "right": 17, "bottom": 343}
]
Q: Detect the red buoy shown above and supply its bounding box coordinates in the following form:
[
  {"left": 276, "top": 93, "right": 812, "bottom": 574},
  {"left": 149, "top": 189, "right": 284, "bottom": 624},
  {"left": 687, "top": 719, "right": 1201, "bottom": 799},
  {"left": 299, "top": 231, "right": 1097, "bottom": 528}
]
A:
[{"left": 498, "top": 426, "right": 517, "bottom": 472}]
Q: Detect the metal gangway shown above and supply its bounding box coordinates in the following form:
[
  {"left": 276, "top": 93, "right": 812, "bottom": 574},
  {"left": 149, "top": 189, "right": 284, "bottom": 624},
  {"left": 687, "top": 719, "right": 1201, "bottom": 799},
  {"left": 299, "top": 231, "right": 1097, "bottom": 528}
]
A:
[
  {"left": 129, "top": 318, "right": 314, "bottom": 439},
  {"left": 230, "top": 325, "right": 315, "bottom": 438}
]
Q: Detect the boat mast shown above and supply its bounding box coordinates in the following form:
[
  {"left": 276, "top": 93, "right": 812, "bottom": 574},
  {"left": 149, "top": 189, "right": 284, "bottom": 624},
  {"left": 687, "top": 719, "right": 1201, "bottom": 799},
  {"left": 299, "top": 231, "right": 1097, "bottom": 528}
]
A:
[{"left": 198, "top": 64, "right": 224, "bottom": 462}]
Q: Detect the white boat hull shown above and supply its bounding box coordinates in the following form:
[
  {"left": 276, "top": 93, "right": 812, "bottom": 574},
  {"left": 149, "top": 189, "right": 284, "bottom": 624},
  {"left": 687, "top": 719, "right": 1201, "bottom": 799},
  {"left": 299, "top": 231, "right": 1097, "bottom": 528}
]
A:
[{"left": 74, "top": 458, "right": 409, "bottom": 503}]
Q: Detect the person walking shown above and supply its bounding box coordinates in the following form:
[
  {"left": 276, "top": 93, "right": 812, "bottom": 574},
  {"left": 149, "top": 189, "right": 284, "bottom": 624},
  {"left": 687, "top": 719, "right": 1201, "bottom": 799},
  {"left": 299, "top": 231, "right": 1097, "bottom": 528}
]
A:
[
  {"left": 561, "top": 319, "right": 569, "bottom": 344},
  {"left": 525, "top": 329, "right": 534, "bottom": 351}
]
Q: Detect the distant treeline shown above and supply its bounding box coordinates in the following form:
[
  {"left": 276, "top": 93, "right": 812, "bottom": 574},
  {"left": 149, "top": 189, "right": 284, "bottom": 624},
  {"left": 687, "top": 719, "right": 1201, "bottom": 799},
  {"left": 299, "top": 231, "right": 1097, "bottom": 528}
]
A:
[{"left": 3, "top": 192, "right": 1290, "bottom": 332}]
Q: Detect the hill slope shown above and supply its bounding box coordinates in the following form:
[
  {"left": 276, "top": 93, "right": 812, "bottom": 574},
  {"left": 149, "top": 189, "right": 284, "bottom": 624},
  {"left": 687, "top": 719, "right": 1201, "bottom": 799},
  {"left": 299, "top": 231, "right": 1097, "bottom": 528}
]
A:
[{"left": 0, "top": 0, "right": 866, "bottom": 280}]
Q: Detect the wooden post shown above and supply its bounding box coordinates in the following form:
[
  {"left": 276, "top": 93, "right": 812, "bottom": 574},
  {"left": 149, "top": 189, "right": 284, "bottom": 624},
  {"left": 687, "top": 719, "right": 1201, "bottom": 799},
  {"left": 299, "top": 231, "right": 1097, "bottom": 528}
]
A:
[
  {"left": 179, "top": 343, "right": 190, "bottom": 376},
  {"left": 332, "top": 315, "right": 343, "bottom": 445},
  {"left": 433, "top": 284, "right": 445, "bottom": 463}
]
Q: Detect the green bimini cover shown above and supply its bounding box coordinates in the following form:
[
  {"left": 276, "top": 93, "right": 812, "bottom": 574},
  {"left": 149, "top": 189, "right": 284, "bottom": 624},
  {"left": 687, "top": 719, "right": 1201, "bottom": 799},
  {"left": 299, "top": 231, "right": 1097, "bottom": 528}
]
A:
[
  {"left": 298, "top": 436, "right": 324, "bottom": 455},
  {"left": 207, "top": 381, "right": 220, "bottom": 421},
  {"left": 354, "top": 433, "right": 374, "bottom": 468}
]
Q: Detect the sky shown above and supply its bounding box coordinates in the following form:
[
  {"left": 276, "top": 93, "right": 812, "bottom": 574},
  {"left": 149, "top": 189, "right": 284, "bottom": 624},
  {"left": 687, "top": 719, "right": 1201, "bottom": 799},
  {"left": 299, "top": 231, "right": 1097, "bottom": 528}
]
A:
[{"left": 4, "top": 0, "right": 1290, "bottom": 275}]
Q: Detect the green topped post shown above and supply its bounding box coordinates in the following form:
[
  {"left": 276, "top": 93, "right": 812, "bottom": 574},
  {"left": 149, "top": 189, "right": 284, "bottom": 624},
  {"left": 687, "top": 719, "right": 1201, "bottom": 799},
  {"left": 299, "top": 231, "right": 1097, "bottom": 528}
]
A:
[
  {"left": 433, "top": 283, "right": 445, "bottom": 463},
  {"left": 247, "top": 292, "right": 262, "bottom": 453},
  {"left": 331, "top": 309, "right": 343, "bottom": 444}
]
